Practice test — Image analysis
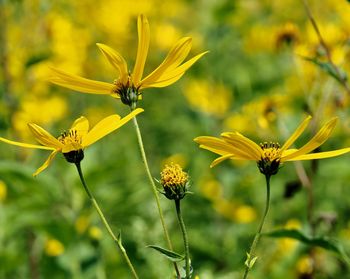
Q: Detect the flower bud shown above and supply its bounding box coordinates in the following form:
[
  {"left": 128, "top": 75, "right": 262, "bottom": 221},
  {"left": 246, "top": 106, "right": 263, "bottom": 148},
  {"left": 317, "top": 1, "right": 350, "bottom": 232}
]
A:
[{"left": 160, "top": 163, "right": 189, "bottom": 200}]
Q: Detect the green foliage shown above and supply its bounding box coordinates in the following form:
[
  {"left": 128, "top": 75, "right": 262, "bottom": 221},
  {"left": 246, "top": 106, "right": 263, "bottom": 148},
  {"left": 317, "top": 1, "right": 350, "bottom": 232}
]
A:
[
  {"left": 1, "top": 0, "right": 350, "bottom": 278},
  {"left": 265, "top": 229, "right": 350, "bottom": 265},
  {"left": 147, "top": 245, "right": 184, "bottom": 262}
]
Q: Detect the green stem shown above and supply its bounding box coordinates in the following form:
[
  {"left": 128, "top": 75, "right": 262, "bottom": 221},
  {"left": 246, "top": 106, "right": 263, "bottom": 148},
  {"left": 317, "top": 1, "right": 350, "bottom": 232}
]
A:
[
  {"left": 175, "top": 199, "right": 190, "bottom": 279},
  {"left": 132, "top": 115, "right": 180, "bottom": 278},
  {"left": 75, "top": 162, "right": 139, "bottom": 279},
  {"left": 242, "top": 175, "right": 271, "bottom": 279}
]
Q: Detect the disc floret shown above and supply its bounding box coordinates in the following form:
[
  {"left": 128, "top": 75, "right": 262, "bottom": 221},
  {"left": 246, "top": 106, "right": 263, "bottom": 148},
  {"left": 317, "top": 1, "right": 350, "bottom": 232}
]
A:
[
  {"left": 257, "top": 142, "right": 281, "bottom": 176},
  {"left": 112, "top": 76, "right": 140, "bottom": 109},
  {"left": 160, "top": 163, "right": 189, "bottom": 200}
]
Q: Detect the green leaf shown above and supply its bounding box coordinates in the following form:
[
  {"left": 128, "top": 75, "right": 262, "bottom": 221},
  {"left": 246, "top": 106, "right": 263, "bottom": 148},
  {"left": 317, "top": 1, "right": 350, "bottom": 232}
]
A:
[
  {"left": 244, "top": 252, "right": 258, "bottom": 269},
  {"left": 302, "top": 56, "right": 347, "bottom": 84},
  {"left": 147, "top": 245, "right": 184, "bottom": 262},
  {"left": 25, "top": 52, "right": 51, "bottom": 68},
  {"left": 265, "top": 229, "right": 350, "bottom": 264}
]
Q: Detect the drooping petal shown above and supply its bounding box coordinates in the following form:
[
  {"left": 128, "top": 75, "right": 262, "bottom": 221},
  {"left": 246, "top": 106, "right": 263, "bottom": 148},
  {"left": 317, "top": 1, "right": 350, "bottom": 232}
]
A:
[
  {"left": 132, "top": 14, "right": 150, "bottom": 86},
  {"left": 210, "top": 154, "right": 235, "bottom": 168},
  {"left": 96, "top": 43, "right": 129, "bottom": 84},
  {"left": 0, "top": 137, "right": 55, "bottom": 150},
  {"left": 282, "top": 117, "right": 338, "bottom": 161},
  {"left": 50, "top": 68, "right": 114, "bottom": 94},
  {"left": 194, "top": 136, "right": 236, "bottom": 156},
  {"left": 33, "top": 150, "right": 59, "bottom": 177},
  {"left": 195, "top": 135, "right": 258, "bottom": 160},
  {"left": 281, "top": 115, "right": 312, "bottom": 151},
  {"left": 83, "top": 108, "right": 144, "bottom": 147},
  {"left": 140, "top": 37, "right": 193, "bottom": 86},
  {"left": 27, "top": 124, "right": 63, "bottom": 149},
  {"left": 140, "top": 51, "right": 208, "bottom": 89},
  {"left": 71, "top": 117, "right": 89, "bottom": 137},
  {"left": 284, "top": 147, "right": 350, "bottom": 161},
  {"left": 221, "top": 132, "right": 262, "bottom": 160}
]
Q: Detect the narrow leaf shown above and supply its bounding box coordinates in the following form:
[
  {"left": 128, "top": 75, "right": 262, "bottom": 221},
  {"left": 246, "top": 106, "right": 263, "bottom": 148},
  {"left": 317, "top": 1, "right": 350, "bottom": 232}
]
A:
[
  {"left": 265, "top": 229, "right": 350, "bottom": 264},
  {"left": 147, "top": 245, "right": 184, "bottom": 262},
  {"left": 302, "top": 56, "right": 347, "bottom": 84}
]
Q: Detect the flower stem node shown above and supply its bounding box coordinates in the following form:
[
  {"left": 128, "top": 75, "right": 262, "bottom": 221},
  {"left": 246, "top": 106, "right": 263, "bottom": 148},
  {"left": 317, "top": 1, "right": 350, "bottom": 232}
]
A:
[
  {"left": 63, "top": 149, "right": 84, "bottom": 164},
  {"left": 257, "top": 142, "right": 281, "bottom": 176},
  {"left": 160, "top": 163, "right": 189, "bottom": 201}
]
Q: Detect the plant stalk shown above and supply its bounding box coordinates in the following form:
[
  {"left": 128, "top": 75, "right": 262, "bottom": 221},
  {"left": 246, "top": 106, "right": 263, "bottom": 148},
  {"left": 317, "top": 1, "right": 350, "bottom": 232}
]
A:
[
  {"left": 175, "top": 199, "right": 190, "bottom": 279},
  {"left": 242, "top": 174, "right": 271, "bottom": 279},
  {"left": 132, "top": 115, "right": 180, "bottom": 278},
  {"left": 75, "top": 162, "right": 139, "bottom": 279}
]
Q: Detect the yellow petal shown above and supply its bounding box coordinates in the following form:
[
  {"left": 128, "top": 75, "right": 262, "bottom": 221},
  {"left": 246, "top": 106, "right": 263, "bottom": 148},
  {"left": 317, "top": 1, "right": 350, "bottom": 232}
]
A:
[
  {"left": 0, "top": 137, "right": 55, "bottom": 150},
  {"left": 96, "top": 43, "right": 129, "bottom": 83},
  {"left": 210, "top": 154, "right": 234, "bottom": 168},
  {"left": 141, "top": 51, "right": 208, "bottom": 89},
  {"left": 281, "top": 115, "right": 312, "bottom": 151},
  {"left": 71, "top": 117, "right": 89, "bottom": 137},
  {"left": 282, "top": 117, "right": 338, "bottom": 161},
  {"left": 62, "top": 142, "right": 83, "bottom": 153},
  {"left": 194, "top": 136, "right": 236, "bottom": 155},
  {"left": 140, "top": 37, "right": 193, "bottom": 86},
  {"left": 27, "top": 124, "right": 63, "bottom": 149},
  {"left": 83, "top": 108, "right": 144, "bottom": 147},
  {"left": 195, "top": 135, "right": 258, "bottom": 160},
  {"left": 50, "top": 68, "right": 114, "bottom": 94},
  {"left": 33, "top": 150, "right": 59, "bottom": 177},
  {"left": 221, "top": 132, "right": 262, "bottom": 160},
  {"left": 285, "top": 147, "right": 350, "bottom": 161},
  {"left": 132, "top": 14, "right": 150, "bottom": 86}
]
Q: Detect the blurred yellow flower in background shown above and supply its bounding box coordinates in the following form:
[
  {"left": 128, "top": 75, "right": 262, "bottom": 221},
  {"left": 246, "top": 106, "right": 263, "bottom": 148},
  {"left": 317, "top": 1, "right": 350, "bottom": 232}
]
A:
[
  {"left": 161, "top": 153, "right": 188, "bottom": 169},
  {"left": 89, "top": 226, "right": 103, "bottom": 240},
  {"left": 277, "top": 219, "right": 302, "bottom": 254},
  {"left": 0, "top": 181, "right": 7, "bottom": 202},
  {"left": 233, "top": 205, "right": 257, "bottom": 224},
  {"left": 0, "top": 109, "right": 143, "bottom": 176},
  {"left": 184, "top": 79, "right": 232, "bottom": 117},
  {"left": 213, "top": 199, "right": 257, "bottom": 224},
  {"left": 44, "top": 238, "right": 64, "bottom": 257},
  {"left": 199, "top": 178, "right": 223, "bottom": 201},
  {"left": 296, "top": 255, "right": 314, "bottom": 275},
  {"left": 12, "top": 96, "right": 68, "bottom": 138},
  {"left": 75, "top": 215, "right": 90, "bottom": 234},
  {"left": 50, "top": 14, "right": 208, "bottom": 108}
]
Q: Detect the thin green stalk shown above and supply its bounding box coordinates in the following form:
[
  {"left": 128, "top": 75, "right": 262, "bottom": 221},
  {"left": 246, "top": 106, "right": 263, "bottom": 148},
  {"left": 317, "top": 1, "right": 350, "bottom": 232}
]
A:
[
  {"left": 132, "top": 115, "right": 180, "bottom": 278},
  {"left": 75, "top": 162, "right": 139, "bottom": 279},
  {"left": 242, "top": 175, "right": 271, "bottom": 279},
  {"left": 175, "top": 199, "right": 190, "bottom": 279}
]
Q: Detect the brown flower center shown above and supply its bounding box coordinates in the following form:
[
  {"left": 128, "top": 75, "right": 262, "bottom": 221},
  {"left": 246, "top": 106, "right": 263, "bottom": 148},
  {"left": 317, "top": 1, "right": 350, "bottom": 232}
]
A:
[{"left": 257, "top": 142, "right": 281, "bottom": 176}]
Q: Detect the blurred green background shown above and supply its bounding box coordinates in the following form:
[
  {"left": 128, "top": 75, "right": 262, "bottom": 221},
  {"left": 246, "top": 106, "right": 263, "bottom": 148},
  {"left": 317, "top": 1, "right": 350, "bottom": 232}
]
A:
[{"left": 1, "top": 0, "right": 350, "bottom": 278}]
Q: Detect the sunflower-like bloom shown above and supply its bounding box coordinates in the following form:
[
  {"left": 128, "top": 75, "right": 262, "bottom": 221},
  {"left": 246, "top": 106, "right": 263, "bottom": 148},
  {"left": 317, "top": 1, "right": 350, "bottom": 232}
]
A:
[
  {"left": 50, "top": 15, "right": 208, "bottom": 109},
  {"left": 0, "top": 108, "right": 143, "bottom": 176},
  {"left": 194, "top": 116, "right": 350, "bottom": 176},
  {"left": 160, "top": 163, "right": 189, "bottom": 200}
]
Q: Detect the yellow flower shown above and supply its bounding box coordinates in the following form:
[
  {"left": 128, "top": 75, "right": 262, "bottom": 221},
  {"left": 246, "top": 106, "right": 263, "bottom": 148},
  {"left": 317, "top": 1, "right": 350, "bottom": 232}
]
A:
[
  {"left": 234, "top": 205, "right": 257, "bottom": 224},
  {"left": 0, "top": 108, "right": 143, "bottom": 176},
  {"left": 89, "top": 226, "right": 102, "bottom": 240},
  {"left": 160, "top": 163, "right": 189, "bottom": 200},
  {"left": 0, "top": 181, "right": 7, "bottom": 202},
  {"left": 45, "top": 238, "right": 65, "bottom": 257},
  {"left": 194, "top": 116, "right": 350, "bottom": 176},
  {"left": 50, "top": 14, "right": 208, "bottom": 108}
]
